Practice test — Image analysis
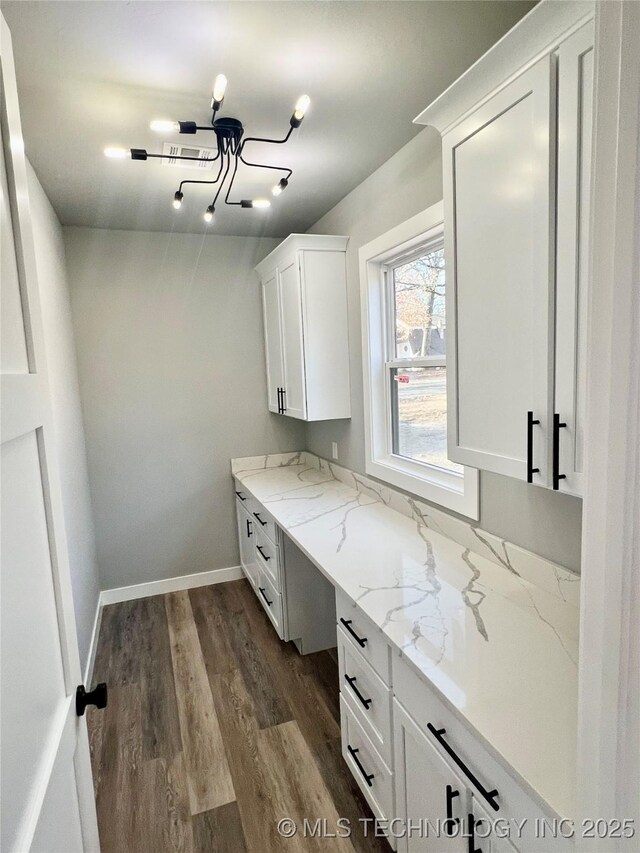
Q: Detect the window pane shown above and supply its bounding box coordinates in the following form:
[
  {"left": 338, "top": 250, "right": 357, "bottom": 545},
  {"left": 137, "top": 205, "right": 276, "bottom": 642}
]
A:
[
  {"left": 391, "top": 366, "right": 462, "bottom": 473},
  {"left": 393, "top": 247, "right": 446, "bottom": 359}
]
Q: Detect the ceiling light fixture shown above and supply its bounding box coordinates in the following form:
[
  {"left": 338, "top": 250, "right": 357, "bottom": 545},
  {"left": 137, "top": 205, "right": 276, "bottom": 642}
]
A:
[{"left": 105, "top": 74, "right": 309, "bottom": 225}]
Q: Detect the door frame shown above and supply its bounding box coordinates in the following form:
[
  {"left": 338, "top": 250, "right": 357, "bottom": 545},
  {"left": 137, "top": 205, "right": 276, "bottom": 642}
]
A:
[{"left": 577, "top": 0, "right": 640, "bottom": 837}]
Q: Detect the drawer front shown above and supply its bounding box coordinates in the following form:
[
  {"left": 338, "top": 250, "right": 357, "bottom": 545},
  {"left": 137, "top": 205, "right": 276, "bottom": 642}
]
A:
[
  {"left": 256, "top": 568, "right": 285, "bottom": 640},
  {"left": 340, "top": 696, "right": 393, "bottom": 823},
  {"left": 255, "top": 526, "right": 281, "bottom": 589},
  {"left": 251, "top": 504, "right": 278, "bottom": 545},
  {"left": 233, "top": 480, "right": 258, "bottom": 516},
  {"left": 338, "top": 627, "right": 392, "bottom": 765},
  {"left": 392, "top": 657, "right": 572, "bottom": 852},
  {"left": 336, "top": 589, "right": 391, "bottom": 685}
]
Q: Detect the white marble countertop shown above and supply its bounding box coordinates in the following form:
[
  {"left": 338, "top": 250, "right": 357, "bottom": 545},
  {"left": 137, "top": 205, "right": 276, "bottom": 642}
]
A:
[{"left": 232, "top": 457, "right": 579, "bottom": 820}]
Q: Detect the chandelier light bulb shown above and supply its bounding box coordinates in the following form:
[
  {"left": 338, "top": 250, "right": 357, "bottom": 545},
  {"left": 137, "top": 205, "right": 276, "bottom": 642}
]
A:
[
  {"left": 173, "top": 191, "right": 183, "bottom": 210},
  {"left": 104, "top": 146, "right": 129, "bottom": 159},
  {"left": 272, "top": 178, "right": 289, "bottom": 196},
  {"left": 150, "top": 120, "right": 180, "bottom": 134},
  {"left": 252, "top": 199, "right": 271, "bottom": 209},
  {"left": 204, "top": 206, "right": 215, "bottom": 223},
  {"left": 212, "top": 74, "right": 228, "bottom": 106},
  {"left": 294, "top": 95, "right": 310, "bottom": 121}
]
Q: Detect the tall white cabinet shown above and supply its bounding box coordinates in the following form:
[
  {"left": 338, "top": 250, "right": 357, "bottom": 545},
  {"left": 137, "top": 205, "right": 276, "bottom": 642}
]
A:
[
  {"left": 415, "top": 2, "right": 595, "bottom": 496},
  {"left": 256, "top": 234, "right": 351, "bottom": 422}
]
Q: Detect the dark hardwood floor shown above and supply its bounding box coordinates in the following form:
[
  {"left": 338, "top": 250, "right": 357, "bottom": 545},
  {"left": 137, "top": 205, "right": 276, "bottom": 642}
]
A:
[{"left": 88, "top": 579, "right": 390, "bottom": 853}]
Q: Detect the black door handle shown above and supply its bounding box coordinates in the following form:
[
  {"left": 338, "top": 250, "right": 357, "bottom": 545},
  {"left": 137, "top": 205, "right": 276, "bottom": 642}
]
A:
[
  {"left": 553, "top": 413, "right": 567, "bottom": 490},
  {"left": 526, "top": 411, "right": 540, "bottom": 483},
  {"left": 347, "top": 745, "right": 374, "bottom": 787},
  {"left": 277, "top": 387, "right": 283, "bottom": 414},
  {"left": 344, "top": 674, "right": 372, "bottom": 710},
  {"left": 246, "top": 518, "right": 252, "bottom": 538},
  {"left": 76, "top": 683, "right": 108, "bottom": 716},
  {"left": 427, "top": 724, "right": 499, "bottom": 811},
  {"left": 258, "top": 586, "right": 273, "bottom": 607},
  {"left": 235, "top": 490, "right": 246, "bottom": 501},
  {"left": 253, "top": 512, "right": 267, "bottom": 526},
  {"left": 339, "top": 618, "right": 367, "bottom": 648},
  {"left": 256, "top": 544, "right": 270, "bottom": 561},
  {"left": 281, "top": 388, "right": 287, "bottom": 413},
  {"left": 444, "top": 784, "right": 460, "bottom": 836}
]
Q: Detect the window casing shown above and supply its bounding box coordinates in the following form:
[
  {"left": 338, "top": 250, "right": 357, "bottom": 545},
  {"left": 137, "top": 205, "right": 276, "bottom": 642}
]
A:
[{"left": 359, "top": 203, "right": 479, "bottom": 518}]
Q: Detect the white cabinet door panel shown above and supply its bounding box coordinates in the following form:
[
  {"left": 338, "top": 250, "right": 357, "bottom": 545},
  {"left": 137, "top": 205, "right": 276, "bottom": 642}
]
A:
[
  {"left": 236, "top": 500, "right": 257, "bottom": 588},
  {"left": 554, "top": 22, "right": 594, "bottom": 497},
  {"left": 444, "top": 57, "right": 554, "bottom": 482},
  {"left": 278, "top": 257, "right": 307, "bottom": 419},
  {"left": 262, "top": 269, "right": 284, "bottom": 414}
]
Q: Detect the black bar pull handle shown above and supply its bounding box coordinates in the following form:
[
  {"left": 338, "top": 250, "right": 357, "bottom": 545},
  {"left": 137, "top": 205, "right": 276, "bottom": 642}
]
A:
[
  {"left": 281, "top": 388, "right": 287, "bottom": 414},
  {"left": 347, "top": 745, "right": 374, "bottom": 787},
  {"left": 258, "top": 586, "right": 273, "bottom": 607},
  {"left": 553, "top": 413, "right": 567, "bottom": 490},
  {"left": 526, "top": 411, "right": 540, "bottom": 483},
  {"left": 444, "top": 784, "right": 460, "bottom": 836},
  {"left": 256, "top": 544, "right": 270, "bottom": 561},
  {"left": 427, "top": 724, "right": 499, "bottom": 811},
  {"left": 235, "top": 490, "right": 246, "bottom": 501},
  {"left": 345, "top": 674, "right": 372, "bottom": 710},
  {"left": 253, "top": 512, "right": 267, "bottom": 527},
  {"left": 277, "top": 387, "right": 283, "bottom": 414},
  {"left": 246, "top": 518, "right": 252, "bottom": 538},
  {"left": 76, "top": 683, "right": 108, "bottom": 716},
  {"left": 467, "top": 813, "right": 483, "bottom": 853},
  {"left": 339, "top": 618, "right": 368, "bottom": 648}
]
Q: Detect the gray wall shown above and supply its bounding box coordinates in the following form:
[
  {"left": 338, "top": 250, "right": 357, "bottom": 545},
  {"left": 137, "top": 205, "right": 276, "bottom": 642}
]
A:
[
  {"left": 64, "top": 227, "right": 305, "bottom": 590},
  {"left": 27, "top": 163, "right": 101, "bottom": 668},
  {"left": 306, "top": 129, "right": 583, "bottom": 572}
]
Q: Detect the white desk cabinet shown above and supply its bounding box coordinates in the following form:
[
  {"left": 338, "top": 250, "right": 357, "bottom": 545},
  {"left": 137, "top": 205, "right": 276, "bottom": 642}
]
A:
[
  {"left": 255, "top": 234, "right": 351, "bottom": 421},
  {"left": 416, "top": 4, "right": 594, "bottom": 495}
]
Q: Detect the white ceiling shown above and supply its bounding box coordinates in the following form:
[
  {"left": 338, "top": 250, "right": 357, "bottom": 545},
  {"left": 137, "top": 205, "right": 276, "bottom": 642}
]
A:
[{"left": 3, "top": 1, "right": 535, "bottom": 237}]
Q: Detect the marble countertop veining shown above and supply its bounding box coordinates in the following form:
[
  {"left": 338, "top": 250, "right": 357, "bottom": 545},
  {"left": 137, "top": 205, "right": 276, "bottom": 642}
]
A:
[{"left": 232, "top": 458, "right": 579, "bottom": 821}]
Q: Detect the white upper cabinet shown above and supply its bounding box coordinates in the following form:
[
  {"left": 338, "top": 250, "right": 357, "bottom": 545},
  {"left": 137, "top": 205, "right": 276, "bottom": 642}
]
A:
[
  {"left": 415, "top": 1, "right": 595, "bottom": 495},
  {"left": 256, "top": 234, "right": 351, "bottom": 422}
]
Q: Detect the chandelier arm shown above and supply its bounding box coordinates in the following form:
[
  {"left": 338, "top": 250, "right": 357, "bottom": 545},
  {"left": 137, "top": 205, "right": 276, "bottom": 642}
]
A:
[
  {"left": 178, "top": 152, "right": 226, "bottom": 193},
  {"left": 223, "top": 154, "right": 241, "bottom": 206},
  {"left": 239, "top": 125, "right": 294, "bottom": 152},
  {"left": 239, "top": 154, "right": 293, "bottom": 181},
  {"left": 210, "top": 149, "right": 233, "bottom": 210}
]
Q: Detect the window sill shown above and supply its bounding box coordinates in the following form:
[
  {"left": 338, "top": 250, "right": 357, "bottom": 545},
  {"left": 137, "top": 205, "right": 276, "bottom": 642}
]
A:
[{"left": 365, "top": 455, "right": 479, "bottom": 520}]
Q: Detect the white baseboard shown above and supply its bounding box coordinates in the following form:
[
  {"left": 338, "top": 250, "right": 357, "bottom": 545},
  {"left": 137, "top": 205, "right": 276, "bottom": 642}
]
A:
[
  {"left": 84, "top": 598, "right": 103, "bottom": 687},
  {"left": 99, "top": 565, "right": 244, "bottom": 606}
]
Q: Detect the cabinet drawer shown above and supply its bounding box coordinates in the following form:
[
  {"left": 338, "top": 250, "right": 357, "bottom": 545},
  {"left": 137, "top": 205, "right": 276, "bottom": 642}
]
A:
[
  {"left": 336, "top": 590, "right": 391, "bottom": 685},
  {"left": 255, "top": 526, "right": 280, "bottom": 589},
  {"left": 338, "top": 626, "right": 393, "bottom": 765},
  {"left": 233, "top": 480, "right": 258, "bottom": 515},
  {"left": 340, "top": 695, "right": 393, "bottom": 824},
  {"left": 256, "top": 568, "right": 285, "bottom": 640},
  {"left": 392, "top": 657, "right": 572, "bottom": 851},
  {"left": 251, "top": 504, "right": 278, "bottom": 546}
]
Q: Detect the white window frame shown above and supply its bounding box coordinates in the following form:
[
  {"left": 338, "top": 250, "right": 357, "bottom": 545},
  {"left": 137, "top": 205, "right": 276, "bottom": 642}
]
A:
[{"left": 359, "top": 201, "right": 479, "bottom": 519}]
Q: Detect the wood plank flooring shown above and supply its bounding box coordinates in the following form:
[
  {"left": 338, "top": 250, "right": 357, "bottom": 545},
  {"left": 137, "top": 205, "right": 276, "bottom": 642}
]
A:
[{"left": 88, "top": 579, "right": 391, "bottom": 853}]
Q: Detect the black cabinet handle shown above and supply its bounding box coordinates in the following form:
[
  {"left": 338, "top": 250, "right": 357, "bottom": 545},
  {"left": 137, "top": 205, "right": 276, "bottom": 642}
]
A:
[
  {"left": 277, "top": 387, "right": 283, "bottom": 414},
  {"left": 246, "top": 518, "right": 252, "bottom": 538},
  {"left": 467, "top": 813, "right": 483, "bottom": 853},
  {"left": 235, "top": 490, "right": 246, "bottom": 501},
  {"left": 339, "top": 618, "right": 367, "bottom": 648},
  {"left": 553, "top": 413, "right": 567, "bottom": 490},
  {"left": 258, "top": 586, "right": 273, "bottom": 607},
  {"left": 344, "top": 674, "right": 372, "bottom": 710},
  {"left": 444, "top": 784, "right": 460, "bottom": 836},
  {"left": 281, "top": 388, "right": 287, "bottom": 413},
  {"left": 256, "top": 544, "right": 270, "bottom": 561},
  {"left": 253, "top": 512, "right": 267, "bottom": 526},
  {"left": 76, "top": 683, "right": 108, "bottom": 716},
  {"left": 347, "top": 745, "right": 374, "bottom": 787},
  {"left": 427, "top": 724, "right": 499, "bottom": 811},
  {"left": 526, "top": 411, "right": 540, "bottom": 483}
]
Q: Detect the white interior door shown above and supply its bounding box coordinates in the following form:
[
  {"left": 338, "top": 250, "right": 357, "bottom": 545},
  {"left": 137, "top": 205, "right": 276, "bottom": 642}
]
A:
[
  {"left": 278, "top": 255, "right": 307, "bottom": 420},
  {"left": 554, "top": 21, "right": 594, "bottom": 497},
  {"left": 443, "top": 56, "right": 554, "bottom": 483},
  {"left": 0, "top": 15, "right": 100, "bottom": 853},
  {"left": 261, "top": 269, "right": 284, "bottom": 413}
]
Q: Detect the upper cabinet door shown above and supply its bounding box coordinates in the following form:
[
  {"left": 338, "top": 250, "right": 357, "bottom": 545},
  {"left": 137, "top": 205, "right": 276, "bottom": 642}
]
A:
[
  {"left": 443, "top": 56, "right": 555, "bottom": 483},
  {"left": 278, "top": 256, "right": 307, "bottom": 420},
  {"left": 554, "top": 22, "right": 594, "bottom": 497},
  {"left": 262, "top": 269, "right": 284, "bottom": 414}
]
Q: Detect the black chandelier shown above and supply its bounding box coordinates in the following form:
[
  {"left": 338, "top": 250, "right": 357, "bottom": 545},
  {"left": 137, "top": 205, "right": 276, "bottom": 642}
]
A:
[{"left": 104, "top": 74, "right": 310, "bottom": 224}]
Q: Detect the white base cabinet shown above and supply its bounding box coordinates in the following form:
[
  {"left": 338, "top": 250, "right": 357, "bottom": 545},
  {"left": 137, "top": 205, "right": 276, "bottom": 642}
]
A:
[{"left": 255, "top": 234, "right": 351, "bottom": 422}]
